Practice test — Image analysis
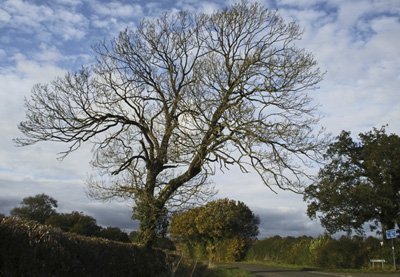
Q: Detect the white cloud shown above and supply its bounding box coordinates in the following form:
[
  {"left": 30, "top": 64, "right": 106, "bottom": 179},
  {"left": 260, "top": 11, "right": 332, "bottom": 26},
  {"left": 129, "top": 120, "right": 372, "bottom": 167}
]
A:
[
  {"left": 54, "top": 0, "right": 83, "bottom": 7},
  {"left": 3, "top": 0, "right": 53, "bottom": 28},
  {"left": 277, "top": 0, "right": 322, "bottom": 8},
  {"left": 10, "top": 54, "right": 65, "bottom": 83},
  {"left": 0, "top": 8, "right": 11, "bottom": 22},
  {"left": 198, "top": 2, "right": 221, "bottom": 14},
  {"left": 173, "top": 0, "right": 222, "bottom": 14},
  {"left": 35, "top": 44, "right": 62, "bottom": 63},
  {"left": 276, "top": 1, "right": 400, "bottom": 137},
  {"left": 335, "top": 1, "right": 371, "bottom": 28},
  {"left": 1, "top": 0, "right": 89, "bottom": 42},
  {"left": 88, "top": 0, "right": 143, "bottom": 19}
]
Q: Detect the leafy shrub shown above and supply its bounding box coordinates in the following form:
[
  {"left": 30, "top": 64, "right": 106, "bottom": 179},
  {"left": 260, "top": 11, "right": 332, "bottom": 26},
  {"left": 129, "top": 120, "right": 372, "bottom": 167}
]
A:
[
  {"left": 215, "top": 237, "right": 248, "bottom": 262},
  {"left": 314, "top": 236, "right": 358, "bottom": 268},
  {"left": 170, "top": 198, "right": 259, "bottom": 262}
]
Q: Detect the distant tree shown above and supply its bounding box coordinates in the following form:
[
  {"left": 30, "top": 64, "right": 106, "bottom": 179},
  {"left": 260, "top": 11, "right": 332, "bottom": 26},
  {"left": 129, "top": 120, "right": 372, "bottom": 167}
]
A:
[
  {"left": 0, "top": 213, "right": 5, "bottom": 219},
  {"left": 45, "top": 212, "right": 70, "bottom": 232},
  {"left": 16, "top": 1, "right": 326, "bottom": 246},
  {"left": 10, "top": 193, "right": 58, "bottom": 224},
  {"left": 99, "top": 227, "right": 130, "bottom": 242},
  {"left": 170, "top": 198, "right": 259, "bottom": 261},
  {"left": 304, "top": 126, "right": 400, "bottom": 236},
  {"left": 45, "top": 211, "right": 101, "bottom": 237}
]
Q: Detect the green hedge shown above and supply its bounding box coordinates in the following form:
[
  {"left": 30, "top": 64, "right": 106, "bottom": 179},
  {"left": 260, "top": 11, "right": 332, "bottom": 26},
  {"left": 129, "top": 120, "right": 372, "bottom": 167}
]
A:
[
  {"left": 0, "top": 217, "right": 168, "bottom": 276},
  {"left": 246, "top": 234, "right": 400, "bottom": 269}
]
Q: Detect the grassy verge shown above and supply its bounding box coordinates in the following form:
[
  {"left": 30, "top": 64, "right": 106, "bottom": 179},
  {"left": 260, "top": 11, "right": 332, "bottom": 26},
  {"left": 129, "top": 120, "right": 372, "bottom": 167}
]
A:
[
  {"left": 194, "top": 264, "right": 255, "bottom": 277},
  {"left": 241, "top": 260, "right": 400, "bottom": 274},
  {"left": 240, "top": 260, "right": 318, "bottom": 271},
  {"left": 167, "top": 260, "right": 254, "bottom": 277}
]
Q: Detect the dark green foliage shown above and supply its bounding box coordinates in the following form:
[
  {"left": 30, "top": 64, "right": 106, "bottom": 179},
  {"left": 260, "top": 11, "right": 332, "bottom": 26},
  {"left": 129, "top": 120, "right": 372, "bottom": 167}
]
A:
[
  {"left": 245, "top": 235, "right": 315, "bottom": 264},
  {"left": 129, "top": 230, "right": 140, "bottom": 242},
  {"left": 45, "top": 211, "right": 101, "bottom": 237},
  {"left": 46, "top": 212, "right": 131, "bottom": 243},
  {"left": 153, "top": 236, "right": 176, "bottom": 251},
  {"left": 0, "top": 217, "right": 168, "bottom": 276},
  {"left": 304, "top": 126, "right": 400, "bottom": 235},
  {"left": 314, "top": 236, "right": 359, "bottom": 268},
  {"left": 129, "top": 230, "right": 176, "bottom": 251},
  {"left": 246, "top": 234, "right": 400, "bottom": 269},
  {"left": 99, "top": 226, "right": 130, "bottom": 243},
  {"left": 10, "top": 193, "right": 58, "bottom": 224}
]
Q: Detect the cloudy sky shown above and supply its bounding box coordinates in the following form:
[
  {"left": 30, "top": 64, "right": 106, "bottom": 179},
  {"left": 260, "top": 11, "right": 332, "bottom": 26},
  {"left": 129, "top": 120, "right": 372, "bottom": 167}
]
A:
[{"left": 1, "top": 0, "right": 399, "bottom": 238}]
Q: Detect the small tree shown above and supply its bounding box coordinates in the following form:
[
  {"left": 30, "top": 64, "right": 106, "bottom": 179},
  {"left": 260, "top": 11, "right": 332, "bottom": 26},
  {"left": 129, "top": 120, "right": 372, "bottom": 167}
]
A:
[
  {"left": 16, "top": 1, "right": 326, "bottom": 246},
  {"left": 10, "top": 193, "right": 58, "bottom": 224},
  {"left": 169, "top": 198, "right": 259, "bottom": 261},
  {"left": 304, "top": 126, "right": 400, "bottom": 236}
]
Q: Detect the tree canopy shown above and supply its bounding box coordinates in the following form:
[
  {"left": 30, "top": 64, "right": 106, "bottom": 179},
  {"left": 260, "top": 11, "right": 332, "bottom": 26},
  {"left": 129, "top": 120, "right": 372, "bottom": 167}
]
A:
[
  {"left": 16, "top": 1, "right": 326, "bottom": 246},
  {"left": 45, "top": 211, "right": 101, "bottom": 237},
  {"left": 98, "top": 226, "right": 130, "bottom": 243},
  {"left": 170, "top": 198, "right": 259, "bottom": 242},
  {"left": 304, "top": 126, "right": 400, "bottom": 236},
  {"left": 10, "top": 193, "right": 58, "bottom": 224}
]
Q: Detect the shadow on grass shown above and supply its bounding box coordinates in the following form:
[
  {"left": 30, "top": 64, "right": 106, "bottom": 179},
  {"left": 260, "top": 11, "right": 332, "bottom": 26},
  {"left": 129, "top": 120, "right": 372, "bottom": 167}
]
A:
[
  {"left": 300, "top": 267, "right": 318, "bottom": 271},
  {"left": 176, "top": 263, "right": 254, "bottom": 277}
]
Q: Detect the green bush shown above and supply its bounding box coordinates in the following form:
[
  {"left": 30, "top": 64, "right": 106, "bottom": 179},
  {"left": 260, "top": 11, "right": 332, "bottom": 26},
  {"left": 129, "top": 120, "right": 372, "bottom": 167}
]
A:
[
  {"left": 245, "top": 235, "right": 314, "bottom": 264},
  {"left": 314, "top": 236, "right": 358, "bottom": 268},
  {"left": 0, "top": 217, "right": 168, "bottom": 276}
]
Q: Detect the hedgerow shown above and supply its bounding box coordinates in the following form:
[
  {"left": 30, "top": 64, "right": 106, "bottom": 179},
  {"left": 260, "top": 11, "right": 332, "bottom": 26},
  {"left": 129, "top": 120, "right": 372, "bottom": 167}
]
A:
[
  {"left": 0, "top": 217, "right": 168, "bottom": 276},
  {"left": 245, "top": 234, "right": 400, "bottom": 269}
]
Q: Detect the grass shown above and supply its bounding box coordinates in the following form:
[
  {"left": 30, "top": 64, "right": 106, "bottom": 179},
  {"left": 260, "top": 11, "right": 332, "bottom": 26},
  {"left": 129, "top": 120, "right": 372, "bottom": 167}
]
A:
[
  {"left": 240, "top": 260, "right": 318, "bottom": 271},
  {"left": 240, "top": 260, "right": 400, "bottom": 275},
  {"left": 170, "top": 262, "right": 255, "bottom": 277},
  {"left": 200, "top": 264, "right": 255, "bottom": 277}
]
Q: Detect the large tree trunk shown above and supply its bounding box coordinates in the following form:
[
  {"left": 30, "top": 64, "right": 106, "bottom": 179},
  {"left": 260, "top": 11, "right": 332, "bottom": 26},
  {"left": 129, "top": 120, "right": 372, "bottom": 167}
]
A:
[{"left": 138, "top": 216, "right": 158, "bottom": 248}]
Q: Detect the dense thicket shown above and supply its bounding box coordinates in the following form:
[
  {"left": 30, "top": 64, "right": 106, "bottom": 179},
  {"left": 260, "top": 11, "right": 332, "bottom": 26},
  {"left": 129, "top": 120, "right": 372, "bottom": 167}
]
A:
[{"left": 246, "top": 235, "right": 398, "bottom": 269}]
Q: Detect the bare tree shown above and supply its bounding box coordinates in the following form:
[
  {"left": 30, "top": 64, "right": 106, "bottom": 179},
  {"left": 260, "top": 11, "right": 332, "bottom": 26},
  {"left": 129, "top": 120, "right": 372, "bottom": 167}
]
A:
[{"left": 16, "top": 1, "right": 326, "bottom": 246}]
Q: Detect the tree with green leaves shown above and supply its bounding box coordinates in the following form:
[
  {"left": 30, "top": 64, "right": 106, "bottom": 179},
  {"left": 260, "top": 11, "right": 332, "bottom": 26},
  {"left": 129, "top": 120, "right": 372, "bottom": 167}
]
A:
[
  {"left": 169, "top": 198, "right": 259, "bottom": 261},
  {"left": 10, "top": 193, "right": 58, "bottom": 224},
  {"left": 304, "top": 126, "right": 400, "bottom": 237},
  {"left": 15, "top": 1, "right": 326, "bottom": 246},
  {"left": 99, "top": 226, "right": 130, "bottom": 242},
  {"left": 45, "top": 211, "right": 101, "bottom": 237}
]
